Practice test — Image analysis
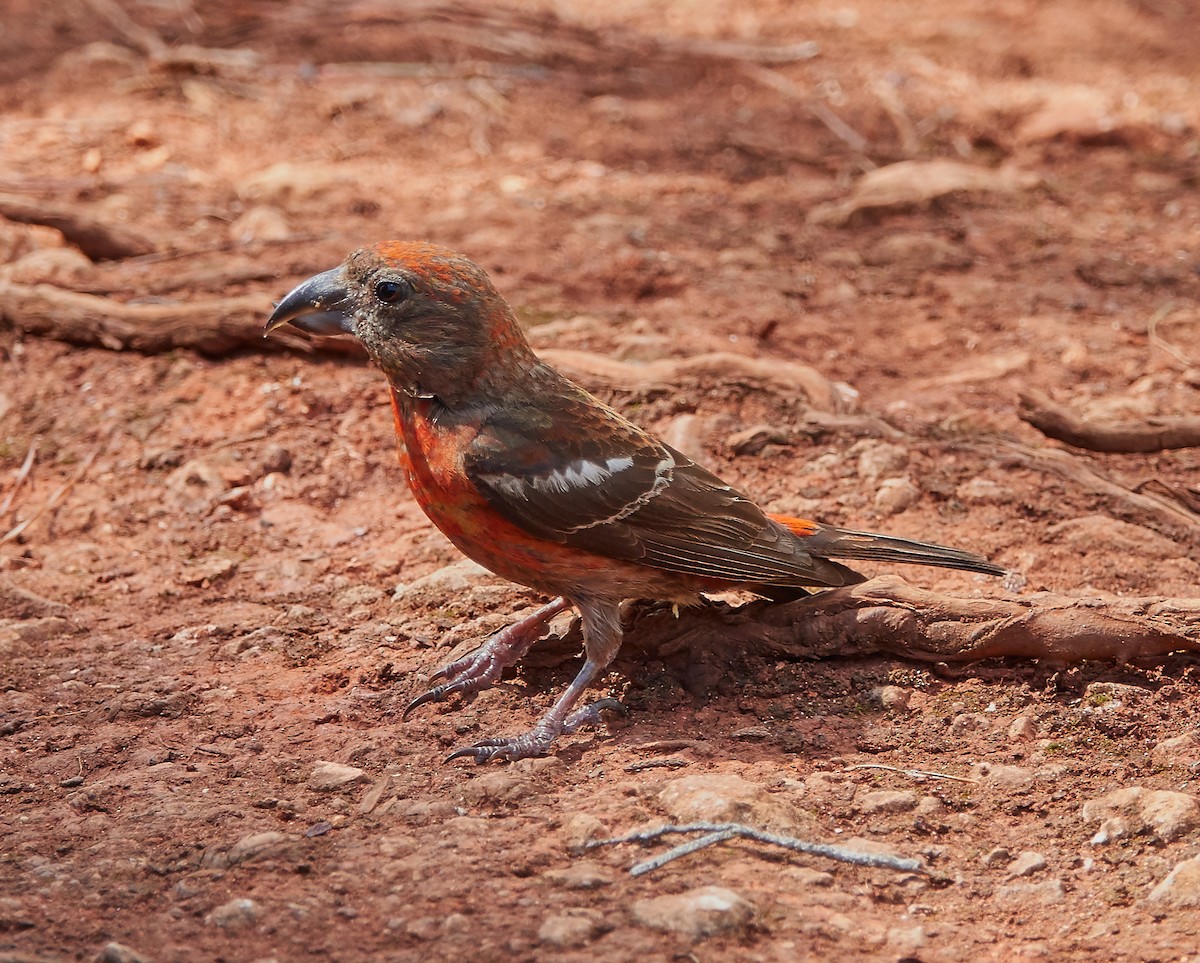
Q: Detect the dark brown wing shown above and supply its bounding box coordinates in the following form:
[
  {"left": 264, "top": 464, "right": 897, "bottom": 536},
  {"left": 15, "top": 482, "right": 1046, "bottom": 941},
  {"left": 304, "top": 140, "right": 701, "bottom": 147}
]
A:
[{"left": 465, "top": 383, "right": 861, "bottom": 588}]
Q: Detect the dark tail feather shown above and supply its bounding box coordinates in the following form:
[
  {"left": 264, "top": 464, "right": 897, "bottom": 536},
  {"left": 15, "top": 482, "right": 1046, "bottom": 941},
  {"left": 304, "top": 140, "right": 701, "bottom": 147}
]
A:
[{"left": 807, "top": 526, "right": 1006, "bottom": 577}]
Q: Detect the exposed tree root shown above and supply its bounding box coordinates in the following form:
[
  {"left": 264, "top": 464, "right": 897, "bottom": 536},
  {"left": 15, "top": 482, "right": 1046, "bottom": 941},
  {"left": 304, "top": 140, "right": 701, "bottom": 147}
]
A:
[
  {"left": 0, "top": 280, "right": 351, "bottom": 356},
  {"left": 534, "top": 575, "right": 1199, "bottom": 668},
  {"left": 1019, "top": 389, "right": 1200, "bottom": 453},
  {"left": 977, "top": 439, "right": 1200, "bottom": 548},
  {"left": 0, "top": 192, "right": 156, "bottom": 261}
]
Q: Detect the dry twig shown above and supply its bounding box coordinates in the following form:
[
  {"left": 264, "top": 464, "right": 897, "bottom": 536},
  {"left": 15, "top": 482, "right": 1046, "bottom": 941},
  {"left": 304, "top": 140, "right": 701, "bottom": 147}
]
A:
[
  {"left": 845, "top": 764, "right": 978, "bottom": 784},
  {"left": 1, "top": 449, "right": 98, "bottom": 545},
  {"left": 1147, "top": 301, "right": 1195, "bottom": 368},
  {"left": 589, "top": 822, "right": 922, "bottom": 876},
  {"left": 0, "top": 442, "right": 36, "bottom": 521}
]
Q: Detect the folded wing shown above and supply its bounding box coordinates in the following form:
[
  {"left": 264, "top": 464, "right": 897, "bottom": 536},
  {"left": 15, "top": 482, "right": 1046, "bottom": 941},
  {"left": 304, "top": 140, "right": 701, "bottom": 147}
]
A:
[{"left": 466, "top": 388, "right": 861, "bottom": 588}]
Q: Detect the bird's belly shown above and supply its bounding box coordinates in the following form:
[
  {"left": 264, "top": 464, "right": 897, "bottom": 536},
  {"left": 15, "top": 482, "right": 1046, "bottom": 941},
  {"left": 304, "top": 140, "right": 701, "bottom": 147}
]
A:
[{"left": 393, "top": 401, "right": 705, "bottom": 601}]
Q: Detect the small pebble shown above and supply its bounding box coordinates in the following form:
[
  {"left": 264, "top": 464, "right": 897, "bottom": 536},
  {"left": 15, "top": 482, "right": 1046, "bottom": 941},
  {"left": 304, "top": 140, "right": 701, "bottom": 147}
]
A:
[
  {"left": 206, "top": 898, "right": 260, "bottom": 930},
  {"left": 1007, "top": 851, "right": 1046, "bottom": 878}
]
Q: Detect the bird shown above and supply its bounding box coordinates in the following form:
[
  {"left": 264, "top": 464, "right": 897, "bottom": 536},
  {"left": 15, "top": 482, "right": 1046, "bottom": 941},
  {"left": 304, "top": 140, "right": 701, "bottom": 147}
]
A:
[{"left": 266, "top": 241, "right": 1005, "bottom": 763}]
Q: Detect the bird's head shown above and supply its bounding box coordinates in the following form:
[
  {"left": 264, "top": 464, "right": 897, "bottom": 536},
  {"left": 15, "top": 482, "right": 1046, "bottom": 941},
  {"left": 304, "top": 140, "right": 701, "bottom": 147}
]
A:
[{"left": 266, "top": 242, "right": 538, "bottom": 405}]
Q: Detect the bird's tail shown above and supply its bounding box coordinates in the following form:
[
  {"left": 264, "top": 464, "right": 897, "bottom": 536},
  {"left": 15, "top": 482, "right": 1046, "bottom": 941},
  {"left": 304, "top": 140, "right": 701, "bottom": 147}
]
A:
[{"left": 770, "top": 514, "right": 1006, "bottom": 577}]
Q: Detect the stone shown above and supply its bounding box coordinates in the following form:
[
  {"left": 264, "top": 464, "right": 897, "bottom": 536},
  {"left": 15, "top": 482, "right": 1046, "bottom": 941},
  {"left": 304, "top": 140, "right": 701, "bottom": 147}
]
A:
[
  {"left": 874, "top": 477, "right": 920, "bottom": 515},
  {"left": 1091, "top": 816, "right": 1132, "bottom": 846},
  {"left": 405, "top": 917, "right": 441, "bottom": 940},
  {"left": 956, "top": 477, "right": 1013, "bottom": 505},
  {"left": 1082, "top": 787, "right": 1200, "bottom": 842},
  {"left": 201, "top": 830, "right": 296, "bottom": 869},
  {"left": 443, "top": 913, "right": 470, "bottom": 934},
  {"left": 837, "top": 837, "right": 911, "bottom": 865},
  {"left": 562, "top": 813, "right": 607, "bottom": 853},
  {"left": 632, "top": 886, "right": 754, "bottom": 939},
  {"left": 538, "top": 909, "right": 605, "bottom": 947},
  {"left": 1007, "top": 851, "right": 1046, "bottom": 878},
  {"left": 658, "top": 773, "right": 803, "bottom": 831},
  {"left": 972, "top": 763, "right": 1034, "bottom": 794},
  {"left": 229, "top": 204, "right": 292, "bottom": 244},
  {"left": 886, "top": 926, "right": 929, "bottom": 956},
  {"left": 179, "top": 556, "right": 238, "bottom": 587},
  {"left": 206, "top": 897, "right": 260, "bottom": 929},
  {"left": 861, "top": 232, "right": 972, "bottom": 271},
  {"left": 225, "top": 830, "right": 295, "bottom": 866},
  {"left": 915, "top": 796, "right": 944, "bottom": 818},
  {"left": 392, "top": 559, "right": 495, "bottom": 602},
  {"left": 660, "top": 414, "right": 706, "bottom": 461},
  {"left": 0, "top": 897, "right": 33, "bottom": 931},
  {"left": 1007, "top": 716, "right": 1037, "bottom": 741},
  {"left": 995, "top": 879, "right": 1065, "bottom": 905},
  {"left": 95, "top": 943, "right": 152, "bottom": 963},
  {"left": 803, "top": 771, "right": 857, "bottom": 806},
  {"left": 858, "top": 790, "right": 918, "bottom": 814},
  {"left": 308, "top": 761, "right": 367, "bottom": 792},
  {"left": 335, "top": 584, "right": 384, "bottom": 608},
  {"left": 460, "top": 771, "right": 538, "bottom": 806},
  {"left": 1083, "top": 681, "right": 1151, "bottom": 709},
  {"left": 1141, "top": 790, "right": 1200, "bottom": 841},
  {"left": 542, "top": 862, "right": 614, "bottom": 890},
  {"left": 877, "top": 685, "right": 911, "bottom": 710},
  {"left": 1147, "top": 856, "right": 1200, "bottom": 907},
  {"left": 0, "top": 577, "right": 70, "bottom": 619},
  {"left": 0, "top": 616, "right": 72, "bottom": 645},
  {"left": 855, "top": 443, "right": 909, "bottom": 485},
  {"left": 1151, "top": 731, "right": 1200, "bottom": 768}
]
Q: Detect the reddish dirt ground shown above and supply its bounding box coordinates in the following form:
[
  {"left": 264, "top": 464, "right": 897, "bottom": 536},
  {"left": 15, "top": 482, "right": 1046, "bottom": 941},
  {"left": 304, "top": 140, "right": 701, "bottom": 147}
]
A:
[{"left": 2, "top": 2, "right": 1199, "bottom": 960}]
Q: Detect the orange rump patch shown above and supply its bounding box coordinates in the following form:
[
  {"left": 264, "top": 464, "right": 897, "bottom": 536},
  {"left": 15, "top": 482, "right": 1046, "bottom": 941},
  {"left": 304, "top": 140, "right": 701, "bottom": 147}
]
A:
[{"left": 767, "top": 513, "right": 820, "bottom": 536}]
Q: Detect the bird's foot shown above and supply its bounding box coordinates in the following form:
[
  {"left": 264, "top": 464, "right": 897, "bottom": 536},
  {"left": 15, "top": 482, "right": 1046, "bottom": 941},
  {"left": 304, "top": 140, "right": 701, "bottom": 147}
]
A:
[
  {"left": 446, "top": 697, "right": 625, "bottom": 764},
  {"left": 403, "top": 598, "right": 569, "bottom": 719}
]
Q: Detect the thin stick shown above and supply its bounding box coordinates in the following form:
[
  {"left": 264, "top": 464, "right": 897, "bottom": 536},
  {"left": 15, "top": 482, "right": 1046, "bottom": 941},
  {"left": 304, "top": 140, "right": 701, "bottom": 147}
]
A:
[
  {"left": 1146, "top": 300, "right": 1195, "bottom": 367},
  {"left": 0, "top": 441, "right": 36, "bottom": 519},
  {"left": 588, "top": 822, "right": 923, "bottom": 876},
  {"left": 0, "top": 449, "right": 98, "bottom": 544},
  {"left": 737, "top": 63, "right": 871, "bottom": 157},
  {"left": 624, "top": 757, "right": 689, "bottom": 773},
  {"left": 845, "top": 763, "right": 978, "bottom": 784},
  {"left": 630, "top": 829, "right": 741, "bottom": 876}
]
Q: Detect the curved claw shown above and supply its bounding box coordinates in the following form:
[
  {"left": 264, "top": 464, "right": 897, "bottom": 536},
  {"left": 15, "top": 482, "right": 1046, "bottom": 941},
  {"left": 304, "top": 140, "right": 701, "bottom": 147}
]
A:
[{"left": 402, "top": 684, "right": 453, "bottom": 720}]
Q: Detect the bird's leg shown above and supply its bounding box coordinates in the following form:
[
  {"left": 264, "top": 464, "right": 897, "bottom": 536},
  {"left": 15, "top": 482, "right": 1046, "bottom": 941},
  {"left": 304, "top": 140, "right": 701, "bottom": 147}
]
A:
[
  {"left": 447, "top": 597, "right": 623, "bottom": 763},
  {"left": 404, "top": 597, "right": 570, "bottom": 718}
]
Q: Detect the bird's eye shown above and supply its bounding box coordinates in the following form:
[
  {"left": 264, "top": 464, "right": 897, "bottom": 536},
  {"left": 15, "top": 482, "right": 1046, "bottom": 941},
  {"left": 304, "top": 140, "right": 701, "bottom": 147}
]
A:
[{"left": 374, "top": 279, "right": 409, "bottom": 304}]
